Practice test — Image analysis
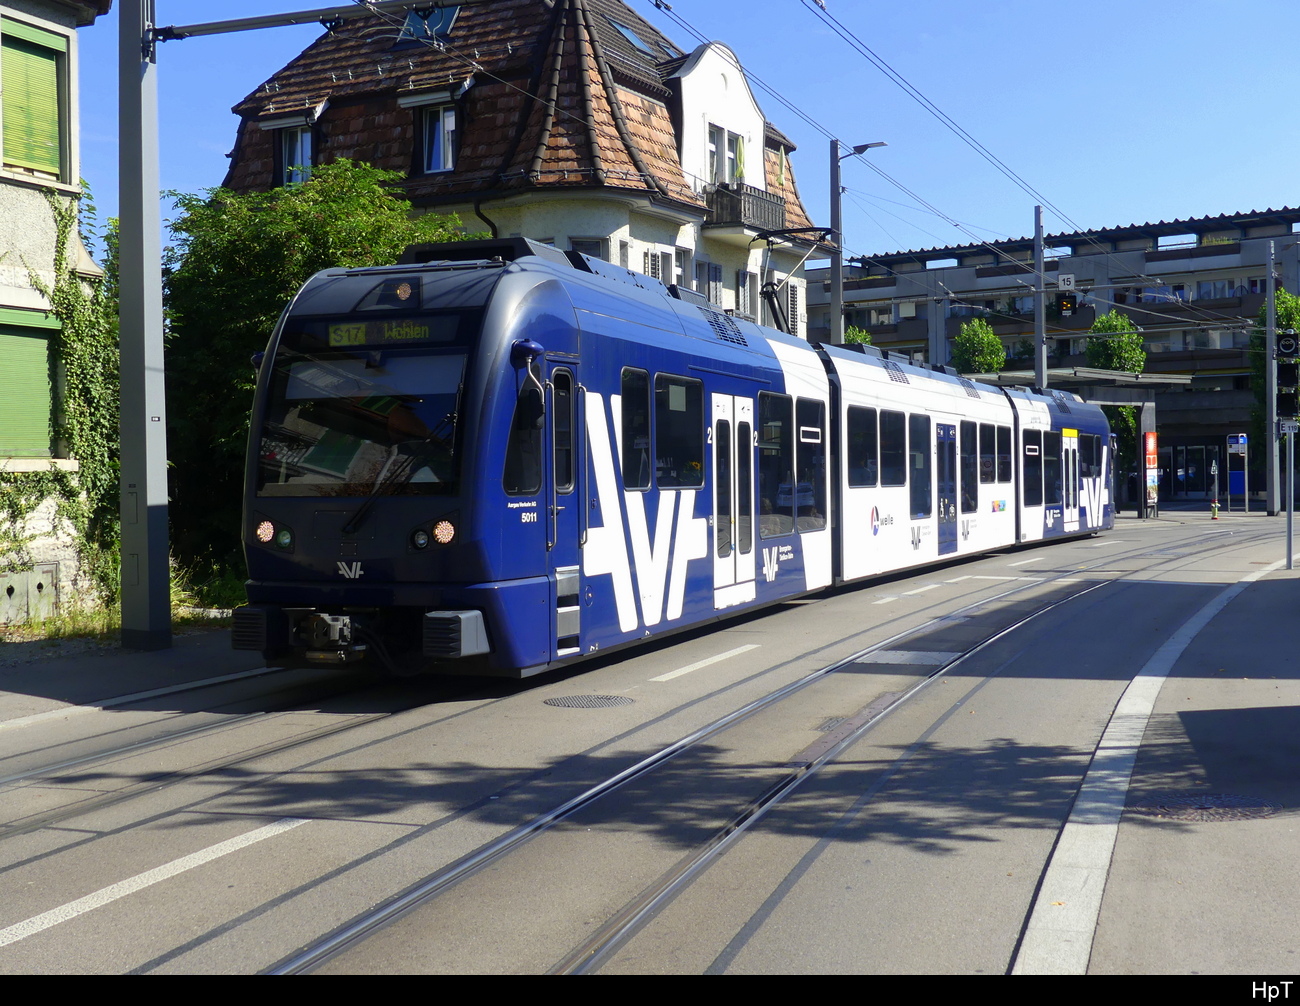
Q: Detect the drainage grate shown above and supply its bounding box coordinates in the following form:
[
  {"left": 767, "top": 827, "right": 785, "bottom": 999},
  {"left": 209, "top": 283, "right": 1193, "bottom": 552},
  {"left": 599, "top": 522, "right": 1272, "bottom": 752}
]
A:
[
  {"left": 1127, "top": 792, "right": 1280, "bottom": 822},
  {"left": 543, "top": 694, "right": 635, "bottom": 709}
]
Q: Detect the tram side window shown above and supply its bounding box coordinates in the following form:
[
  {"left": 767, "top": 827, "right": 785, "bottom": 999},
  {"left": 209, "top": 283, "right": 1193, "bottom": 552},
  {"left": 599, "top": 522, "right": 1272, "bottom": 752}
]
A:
[
  {"left": 758, "top": 392, "right": 794, "bottom": 537},
  {"left": 997, "top": 425, "right": 1012, "bottom": 482},
  {"left": 909, "top": 414, "right": 932, "bottom": 518},
  {"left": 655, "top": 375, "right": 704, "bottom": 487},
  {"left": 1023, "top": 430, "right": 1043, "bottom": 506},
  {"left": 960, "top": 420, "right": 978, "bottom": 513},
  {"left": 554, "top": 370, "right": 574, "bottom": 493},
  {"left": 737, "top": 420, "right": 753, "bottom": 553},
  {"left": 503, "top": 384, "right": 544, "bottom": 495},
  {"left": 1044, "top": 430, "right": 1062, "bottom": 505},
  {"left": 621, "top": 368, "right": 651, "bottom": 490},
  {"left": 847, "top": 406, "right": 878, "bottom": 487},
  {"left": 796, "top": 398, "right": 827, "bottom": 532},
  {"left": 880, "top": 410, "right": 906, "bottom": 486},
  {"left": 1081, "top": 434, "right": 1100, "bottom": 478},
  {"left": 979, "top": 423, "right": 995, "bottom": 484}
]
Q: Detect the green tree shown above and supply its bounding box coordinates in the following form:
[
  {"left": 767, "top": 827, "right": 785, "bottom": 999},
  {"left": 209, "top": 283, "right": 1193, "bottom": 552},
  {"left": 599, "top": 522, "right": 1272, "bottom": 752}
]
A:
[
  {"left": 844, "top": 325, "right": 871, "bottom": 345},
  {"left": 950, "top": 317, "right": 1006, "bottom": 373},
  {"left": 164, "top": 160, "right": 470, "bottom": 565},
  {"left": 1085, "top": 309, "right": 1146, "bottom": 372}
]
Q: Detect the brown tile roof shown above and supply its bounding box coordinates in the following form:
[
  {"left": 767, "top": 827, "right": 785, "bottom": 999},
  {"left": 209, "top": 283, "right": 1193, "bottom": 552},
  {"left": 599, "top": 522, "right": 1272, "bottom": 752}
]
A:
[
  {"left": 221, "top": 0, "right": 813, "bottom": 230},
  {"left": 766, "top": 143, "right": 815, "bottom": 233}
]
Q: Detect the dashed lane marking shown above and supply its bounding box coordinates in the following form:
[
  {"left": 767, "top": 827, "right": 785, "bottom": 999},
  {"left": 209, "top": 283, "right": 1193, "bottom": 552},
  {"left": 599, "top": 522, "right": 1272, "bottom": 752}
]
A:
[
  {"left": 0, "top": 818, "right": 309, "bottom": 949},
  {"left": 650, "top": 644, "right": 761, "bottom": 682}
]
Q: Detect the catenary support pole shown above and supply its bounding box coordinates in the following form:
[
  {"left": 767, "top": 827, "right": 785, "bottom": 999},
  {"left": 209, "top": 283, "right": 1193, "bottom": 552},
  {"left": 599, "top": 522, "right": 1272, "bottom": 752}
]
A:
[
  {"left": 118, "top": 0, "right": 171, "bottom": 649},
  {"left": 1267, "top": 240, "right": 1279, "bottom": 516},
  {"left": 1034, "top": 205, "right": 1047, "bottom": 389}
]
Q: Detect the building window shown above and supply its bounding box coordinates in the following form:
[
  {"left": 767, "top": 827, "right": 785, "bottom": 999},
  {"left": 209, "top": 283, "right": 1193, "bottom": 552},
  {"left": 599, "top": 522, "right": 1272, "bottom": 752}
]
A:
[
  {"left": 0, "top": 316, "right": 57, "bottom": 457},
  {"left": 606, "top": 16, "right": 655, "bottom": 54},
  {"left": 395, "top": 6, "right": 460, "bottom": 45},
  {"left": 280, "top": 125, "right": 312, "bottom": 185},
  {"left": 1196, "top": 278, "right": 1235, "bottom": 300},
  {"left": 643, "top": 249, "right": 671, "bottom": 282},
  {"left": 1, "top": 17, "right": 68, "bottom": 179},
  {"left": 570, "top": 238, "right": 606, "bottom": 261},
  {"left": 675, "top": 249, "right": 690, "bottom": 288},
  {"left": 737, "top": 269, "right": 753, "bottom": 319},
  {"left": 695, "top": 262, "right": 722, "bottom": 304},
  {"left": 707, "top": 123, "right": 744, "bottom": 185},
  {"left": 423, "top": 104, "right": 456, "bottom": 174}
]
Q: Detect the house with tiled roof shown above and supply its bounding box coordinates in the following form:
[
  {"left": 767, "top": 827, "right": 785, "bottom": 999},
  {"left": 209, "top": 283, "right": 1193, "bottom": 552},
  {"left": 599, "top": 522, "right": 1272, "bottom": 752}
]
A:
[
  {"left": 0, "top": 1, "right": 111, "bottom": 620},
  {"left": 221, "top": 0, "right": 823, "bottom": 336}
]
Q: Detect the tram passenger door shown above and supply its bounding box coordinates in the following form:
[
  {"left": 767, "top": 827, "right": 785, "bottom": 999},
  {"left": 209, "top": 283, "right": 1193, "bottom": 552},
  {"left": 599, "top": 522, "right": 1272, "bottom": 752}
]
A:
[
  {"left": 712, "top": 394, "right": 756, "bottom": 608},
  {"left": 547, "top": 367, "right": 584, "bottom": 657},
  {"left": 937, "top": 423, "right": 958, "bottom": 555},
  {"left": 1062, "top": 429, "right": 1080, "bottom": 532}
]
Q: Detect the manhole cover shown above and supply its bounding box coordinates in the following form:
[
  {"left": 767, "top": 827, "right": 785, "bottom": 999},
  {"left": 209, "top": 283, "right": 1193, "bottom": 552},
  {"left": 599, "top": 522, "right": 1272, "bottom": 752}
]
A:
[
  {"left": 1127, "top": 793, "right": 1280, "bottom": 822},
  {"left": 543, "top": 694, "right": 635, "bottom": 709}
]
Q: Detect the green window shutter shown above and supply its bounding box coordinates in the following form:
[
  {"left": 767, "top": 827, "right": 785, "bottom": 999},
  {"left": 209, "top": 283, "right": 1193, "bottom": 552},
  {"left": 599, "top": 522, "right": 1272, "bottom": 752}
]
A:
[
  {"left": 0, "top": 327, "right": 52, "bottom": 457},
  {"left": 2, "top": 32, "right": 63, "bottom": 176}
]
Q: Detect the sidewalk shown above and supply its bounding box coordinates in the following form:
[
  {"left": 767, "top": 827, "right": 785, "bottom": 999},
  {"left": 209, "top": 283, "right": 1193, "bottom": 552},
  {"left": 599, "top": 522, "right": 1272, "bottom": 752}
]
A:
[
  {"left": 0, "top": 627, "right": 263, "bottom": 722},
  {"left": 1087, "top": 550, "right": 1300, "bottom": 974}
]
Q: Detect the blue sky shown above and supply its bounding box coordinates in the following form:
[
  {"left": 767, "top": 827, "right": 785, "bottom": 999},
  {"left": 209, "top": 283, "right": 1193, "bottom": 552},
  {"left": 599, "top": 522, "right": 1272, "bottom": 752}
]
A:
[{"left": 79, "top": 1, "right": 1300, "bottom": 261}]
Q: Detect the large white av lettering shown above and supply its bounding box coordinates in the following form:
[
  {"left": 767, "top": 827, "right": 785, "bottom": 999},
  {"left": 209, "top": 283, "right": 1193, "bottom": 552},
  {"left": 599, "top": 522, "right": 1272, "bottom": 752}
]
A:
[{"left": 583, "top": 392, "right": 708, "bottom": 633}]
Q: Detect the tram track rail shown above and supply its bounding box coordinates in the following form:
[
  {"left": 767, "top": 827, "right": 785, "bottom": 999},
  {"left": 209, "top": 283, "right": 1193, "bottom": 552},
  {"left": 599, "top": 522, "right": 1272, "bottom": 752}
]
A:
[
  {"left": 266, "top": 521, "right": 1278, "bottom": 974},
  {"left": 0, "top": 520, "right": 1273, "bottom": 973}
]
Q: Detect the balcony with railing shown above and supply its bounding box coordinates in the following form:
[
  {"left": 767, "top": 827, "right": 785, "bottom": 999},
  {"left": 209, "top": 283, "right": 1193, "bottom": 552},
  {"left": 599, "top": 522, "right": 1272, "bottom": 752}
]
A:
[{"left": 704, "top": 183, "right": 786, "bottom": 234}]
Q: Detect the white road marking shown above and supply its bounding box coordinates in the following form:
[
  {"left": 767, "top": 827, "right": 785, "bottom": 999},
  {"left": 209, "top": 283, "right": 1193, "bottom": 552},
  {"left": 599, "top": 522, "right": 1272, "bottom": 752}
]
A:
[
  {"left": 902, "top": 584, "right": 939, "bottom": 595},
  {"left": 650, "top": 644, "right": 761, "bottom": 682},
  {"left": 1012, "top": 559, "right": 1285, "bottom": 976},
  {"left": 1008, "top": 557, "right": 1044, "bottom": 566},
  {"left": 971, "top": 575, "right": 1016, "bottom": 581},
  {"left": 945, "top": 576, "right": 973, "bottom": 583},
  {"left": 0, "top": 667, "right": 277, "bottom": 733},
  {"left": 0, "top": 818, "right": 309, "bottom": 949},
  {"left": 856, "top": 650, "right": 962, "bottom": 665},
  {"left": 871, "top": 596, "right": 898, "bottom": 605}
]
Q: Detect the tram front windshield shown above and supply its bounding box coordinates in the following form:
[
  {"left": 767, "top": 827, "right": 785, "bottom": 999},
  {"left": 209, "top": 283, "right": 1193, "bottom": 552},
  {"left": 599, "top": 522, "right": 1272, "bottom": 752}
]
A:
[{"left": 256, "top": 310, "right": 479, "bottom": 498}]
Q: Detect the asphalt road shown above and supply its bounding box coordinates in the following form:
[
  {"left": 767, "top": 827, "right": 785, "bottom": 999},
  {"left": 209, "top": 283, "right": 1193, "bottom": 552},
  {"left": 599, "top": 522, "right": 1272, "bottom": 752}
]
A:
[{"left": 0, "top": 511, "right": 1293, "bottom": 975}]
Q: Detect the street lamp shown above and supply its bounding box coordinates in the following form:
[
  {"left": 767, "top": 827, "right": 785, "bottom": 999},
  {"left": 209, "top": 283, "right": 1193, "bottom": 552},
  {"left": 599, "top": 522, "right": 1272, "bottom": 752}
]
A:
[{"left": 829, "top": 140, "right": 886, "bottom": 344}]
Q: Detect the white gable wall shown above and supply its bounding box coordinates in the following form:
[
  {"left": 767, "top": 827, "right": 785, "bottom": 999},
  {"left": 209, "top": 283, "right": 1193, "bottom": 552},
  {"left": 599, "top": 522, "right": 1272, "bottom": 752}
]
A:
[{"left": 673, "top": 43, "right": 766, "bottom": 195}]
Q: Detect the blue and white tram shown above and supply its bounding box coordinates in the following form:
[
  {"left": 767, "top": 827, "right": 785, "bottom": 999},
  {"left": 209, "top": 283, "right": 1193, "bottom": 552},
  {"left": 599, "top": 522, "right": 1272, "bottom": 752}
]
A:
[{"left": 233, "top": 238, "right": 1113, "bottom": 676}]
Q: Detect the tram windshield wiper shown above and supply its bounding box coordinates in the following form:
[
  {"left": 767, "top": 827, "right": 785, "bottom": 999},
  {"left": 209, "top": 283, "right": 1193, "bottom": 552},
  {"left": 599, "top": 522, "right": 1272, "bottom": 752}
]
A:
[{"left": 341, "top": 412, "right": 455, "bottom": 534}]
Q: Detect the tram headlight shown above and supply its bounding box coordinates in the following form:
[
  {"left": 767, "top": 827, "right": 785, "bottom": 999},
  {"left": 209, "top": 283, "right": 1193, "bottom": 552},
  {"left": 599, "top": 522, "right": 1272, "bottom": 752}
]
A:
[
  {"left": 255, "top": 520, "right": 275, "bottom": 544},
  {"left": 433, "top": 520, "right": 456, "bottom": 545},
  {"left": 411, "top": 529, "right": 431, "bottom": 550},
  {"left": 274, "top": 528, "right": 294, "bottom": 550}
]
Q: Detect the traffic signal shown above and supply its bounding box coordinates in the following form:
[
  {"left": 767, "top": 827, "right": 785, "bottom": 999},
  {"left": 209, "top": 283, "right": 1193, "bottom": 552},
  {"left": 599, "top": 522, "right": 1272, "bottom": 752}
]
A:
[
  {"left": 1056, "top": 292, "right": 1078, "bottom": 316},
  {"left": 1277, "top": 329, "right": 1299, "bottom": 418}
]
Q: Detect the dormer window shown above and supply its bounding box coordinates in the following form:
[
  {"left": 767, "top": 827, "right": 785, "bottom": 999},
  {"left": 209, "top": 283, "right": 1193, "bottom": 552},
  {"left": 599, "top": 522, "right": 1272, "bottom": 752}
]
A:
[
  {"left": 280, "top": 125, "right": 312, "bottom": 185},
  {"left": 424, "top": 104, "right": 456, "bottom": 173},
  {"left": 399, "top": 88, "right": 463, "bottom": 175}
]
